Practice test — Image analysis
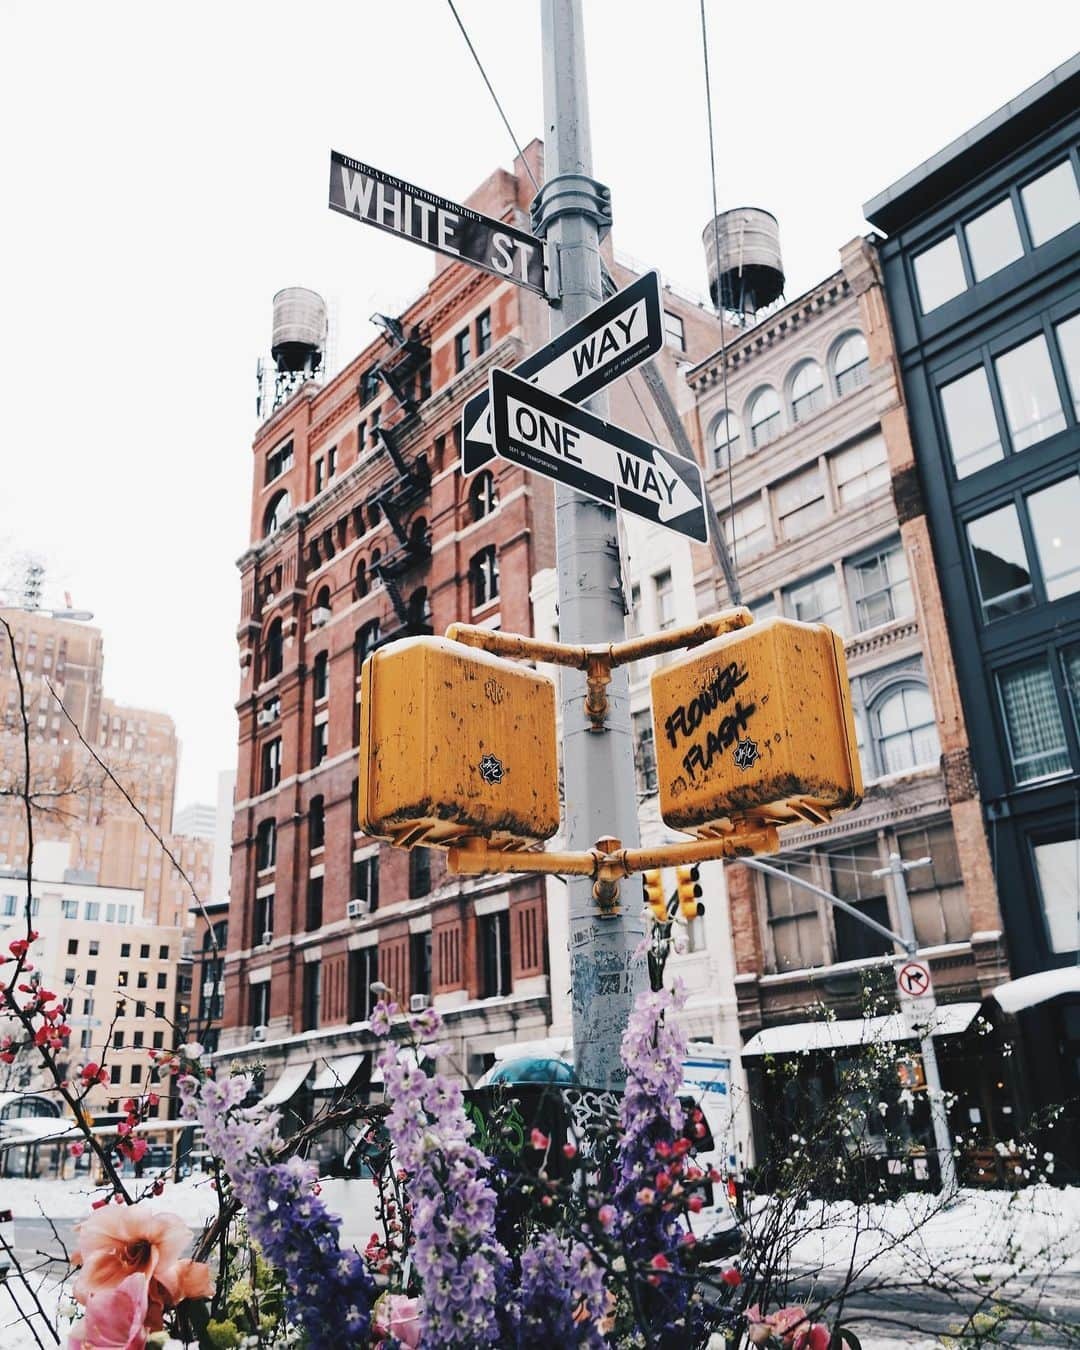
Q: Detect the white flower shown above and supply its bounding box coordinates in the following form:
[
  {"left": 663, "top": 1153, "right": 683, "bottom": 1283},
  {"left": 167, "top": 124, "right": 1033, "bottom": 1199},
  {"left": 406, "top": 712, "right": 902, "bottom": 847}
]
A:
[{"left": 182, "top": 1041, "right": 205, "bottom": 1061}]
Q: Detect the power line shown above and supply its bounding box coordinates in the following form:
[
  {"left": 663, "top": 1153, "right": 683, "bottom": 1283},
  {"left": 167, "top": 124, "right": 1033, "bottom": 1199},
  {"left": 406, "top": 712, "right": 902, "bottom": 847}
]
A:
[{"left": 445, "top": 0, "right": 541, "bottom": 194}]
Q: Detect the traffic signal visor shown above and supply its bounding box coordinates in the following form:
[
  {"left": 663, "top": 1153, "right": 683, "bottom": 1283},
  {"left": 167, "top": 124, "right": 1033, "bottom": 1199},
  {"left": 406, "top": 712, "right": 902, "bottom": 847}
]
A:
[
  {"left": 359, "top": 636, "right": 560, "bottom": 848},
  {"left": 642, "top": 868, "right": 667, "bottom": 923},
  {"left": 676, "top": 864, "right": 703, "bottom": 921},
  {"left": 651, "top": 616, "right": 862, "bottom": 836}
]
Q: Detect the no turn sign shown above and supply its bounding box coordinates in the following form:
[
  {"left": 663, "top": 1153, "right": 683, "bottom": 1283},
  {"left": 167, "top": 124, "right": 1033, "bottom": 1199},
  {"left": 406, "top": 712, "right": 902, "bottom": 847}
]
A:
[{"left": 896, "top": 959, "right": 933, "bottom": 999}]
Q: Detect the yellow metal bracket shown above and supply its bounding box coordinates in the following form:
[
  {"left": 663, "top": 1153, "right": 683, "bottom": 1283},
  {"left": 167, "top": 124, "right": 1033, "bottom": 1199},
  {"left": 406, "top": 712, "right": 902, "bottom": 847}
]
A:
[
  {"left": 445, "top": 607, "right": 753, "bottom": 731},
  {"left": 447, "top": 821, "right": 778, "bottom": 917}
]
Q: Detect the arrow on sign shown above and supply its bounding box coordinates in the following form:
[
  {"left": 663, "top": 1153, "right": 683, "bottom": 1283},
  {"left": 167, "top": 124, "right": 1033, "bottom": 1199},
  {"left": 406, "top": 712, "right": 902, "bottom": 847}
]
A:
[
  {"left": 489, "top": 368, "right": 709, "bottom": 543},
  {"left": 462, "top": 271, "right": 664, "bottom": 475}
]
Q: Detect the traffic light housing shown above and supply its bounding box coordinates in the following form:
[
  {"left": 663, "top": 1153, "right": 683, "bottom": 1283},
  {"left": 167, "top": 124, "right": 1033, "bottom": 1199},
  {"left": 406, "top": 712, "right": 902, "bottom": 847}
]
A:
[
  {"left": 359, "top": 636, "right": 560, "bottom": 849},
  {"left": 642, "top": 868, "right": 667, "bottom": 923},
  {"left": 650, "top": 616, "right": 862, "bottom": 837},
  {"left": 676, "top": 864, "right": 703, "bottom": 921}
]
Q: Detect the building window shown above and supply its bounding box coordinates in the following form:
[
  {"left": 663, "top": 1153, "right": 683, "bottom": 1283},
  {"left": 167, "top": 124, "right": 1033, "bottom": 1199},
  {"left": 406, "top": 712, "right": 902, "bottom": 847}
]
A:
[
  {"left": 833, "top": 332, "right": 869, "bottom": 396},
  {"left": 61, "top": 899, "right": 78, "bottom": 919},
  {"left": 633, "top": 709, "right": 657, "bottom": 795},
  {"left": 309, "top": 795, "right": 325, "bottom": 851},
  {"left": 663, "top": 310, "right": 686, "bottom": 351},
  {"left": 872, "top": 683, "right": 939, "bottom": 774},
  {"left": 850, "top": 543, "right": 913, "bottom": 631},
  {"left": 301, "top": 962, "right": 321, "bottom": 1031},
  {"left": 155, "top": 971, "right": 167, "bottom": 990},
  {"left": 470, "top": 546, "right": 499, "bottom": 609},
  {"left": 1056, "top": 312, "right": 1080, "bottom": 418},
  {"left": 1032, "top": 836, "right": 1080, "bottom": 954},
  {"left": 774, "top": 465, "right": 826, "bottom": 540},
  {"left": 255, "top": 819, "right": 276, "bottom": 872},
  {"left": 476, "top": 309, "right": 492, "bottom": 356},
  {"left": 898, "top": 823, "right": 970, "bottom": 947},
  {"left": 967, "top": 503, "right": 1035, "bottom": 622},
  {"left": 785, "top": 571, "right": 844, "bottom": 632},
  {"left": 360, "top": 366, "right": 380, "bottom": 403},
  {"left": 260, "top": 738, "right": 282, "bottom": 793},
  {"left": 790, "top": 362, "right": 824, "bottom": 423},
  {"left": 722, "top": 498, "right": 770, "bottom": 561},
  {"left": 1020, "top": 159, "right": 1080, "bottom": 248},
  {"left": 266, "top": 440, "right": 294, "bottom": 484},
  {"left": 993, "top": 334, "right": 1066, "bottom": 451},
  {"left": 85, "top": 902, "right": 100, "bottom": 921},
  {"left": 468, "top": 471, "right": 498, "bottom": 521},
  {"left": 327, "top": 446, "right": 337, "bottom": 479},
  {"left": 159, "top": 943, "right": 170, "bottom": 960},
  {"left": 263, "top": 490, "right": 291, "bottom": 538},
  {"left": 312, "top": 650, "right": 329, "bottom": 702},
  {"left": 998, "top": 658, "right": 1070, "bottom": 784},
  {"left": 348, "top": 946, "right": 379, "bottom": 1023},
  {"left": 249, "top": 982, "right": 270, "bottom": 1029},
  {"left": 67, "top": 938, "right": 78, "bottom": 955},
  {"left": 357, "top": 619, "right": 380, "bottom": 663},
  {"left": 479, "top": 910, "right": 511, "bottom": 997},
  {"left": 1063, "top": 644, "right": 1080, "bottom": 737},
  {"left": 306, "top": 876, "right": 323, "bottom": 931},
  {"left": 356, "top": 560, "right": 368, "bottom": 598},
  {"left": 408, "top": 847, "right": 432, "bottom": 899},
  {"left": 137, "top": 971, "right": 148, "bottom": 989},
  {"left": 940, "top": 366, "right": 1004, "bottom": 478},
  {"left": 964, "top": 198, "right": 1023, "bottom": 282},
  {"left": 830, "top": 842, "right": 892, "bottom": 962},
  {"left": 263, "top": 620, "right": 283, "bottom": 681},
  {"left": 763, "top": 860, "right": 821, "bottom": 972},
  {"left": 653, "top": 570, "right": 675, "bottom": 631},
  {"left": 313, "top": 719, "right": 329, "bottom": 766},
  {"left": 833, "top": 435, "right": 889, "bottom": 507},
  {"left": 1027, "top": 476, "right": 1080, "bottom": 601},
  {"left": 253, "top": 893, "right": 273, "bottom": 945},
  {"left": 455, "top": 327, "right": 471, "bottom": 372},
  {"left": 314, "top": 457, "right": 325, "bottom": 495},
  {"left": 913, "top": 234, "right": 967, "bottom": 313},
  {"left": 709, "top": 411, "right": 740, "bottom": 469},
  {"left": 353, "top": 855, "right": 379, "bottom": 912},
  {"left": 410, "top": 930, "right": 432, "bottom": 999},
  {"left": 748, "top": 388, "right": 782, "bottom": 448}
]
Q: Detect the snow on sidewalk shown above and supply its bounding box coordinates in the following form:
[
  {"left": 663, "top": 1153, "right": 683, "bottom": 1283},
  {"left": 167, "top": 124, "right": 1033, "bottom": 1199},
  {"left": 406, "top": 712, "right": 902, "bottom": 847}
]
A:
[{"left": 2, "top": 1173, "right": 221, "bottom": 1227}]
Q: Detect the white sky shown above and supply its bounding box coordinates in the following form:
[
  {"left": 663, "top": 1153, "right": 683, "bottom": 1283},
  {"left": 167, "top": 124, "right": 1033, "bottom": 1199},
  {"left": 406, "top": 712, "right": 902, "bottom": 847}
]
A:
[{"left": 1, "top": 2, "right": 1075, "bottom": 809}]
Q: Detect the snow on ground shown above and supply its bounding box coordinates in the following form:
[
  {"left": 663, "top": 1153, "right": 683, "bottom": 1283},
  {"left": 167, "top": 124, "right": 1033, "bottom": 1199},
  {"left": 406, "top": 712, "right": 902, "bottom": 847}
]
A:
[
  {"left": 2, "top": 1271, "right": 68, "bottom": 1350},
  {"left": 2, "top": 1172, "right": 221, "bottom": 1228},
  {"left": 780, "top": 1184, "right": 1080, "bottom": 1282}
]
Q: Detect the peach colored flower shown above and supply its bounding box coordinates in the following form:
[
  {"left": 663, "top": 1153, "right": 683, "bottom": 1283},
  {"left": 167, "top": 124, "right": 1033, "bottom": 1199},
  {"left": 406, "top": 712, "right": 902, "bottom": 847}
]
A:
[
  {"left": 68, "top": 1271, "right": 148, "bottom": 1350},
  {"left": 373, "top": 1293, "right": 422, "bottom": 1348}
]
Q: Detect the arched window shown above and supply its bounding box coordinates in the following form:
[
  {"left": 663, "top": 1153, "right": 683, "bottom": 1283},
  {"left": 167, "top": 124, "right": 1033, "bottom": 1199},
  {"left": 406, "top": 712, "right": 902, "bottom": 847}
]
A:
[
  {"left": 263, "top": 619, "right": 283, "bottom": 681},
  {"left": 263, "top": 490, "right": 291, "bottom": 538},
  {"left": 790, "top": 362, "right": 825, "bottom": 423},
  {"left": 255, "top": 819, "right": 276, "bottom": 871},
  {"left": 468, "top": 471, "right": 499, "bottom": 521},
  {"left": 872, "top": 684, "right": 940, "bottom": 775},
  {"left": 408, "top": 515, "right": 430, "bottom": 554},
  {"left": 314, "top": 585, "right": 331, "bottom": 612},
  {"left": 370, "top": 549, "right": 382, "bottom": 587},
  {"left": 356, "top": 560, "right": 368, "bottom": 598},
  {"left": 748, "top": 388, "right": 782, "bottom": 449},
  {"left": 407, "top": 587, "right": 431, "bottom": 630},
  {"left": 834, "top": 332, "right": 870, "bottom": 396},
  {"left": 312, "top": 650, "right": 329, "bottom": 702},
  {"left": 470, "top": 545, "right": 499, "bottom": 609},
  {"left": 709, "top": 411, "right": 741, "bottom": 470},
  {"left": 357, "top": 619, "right": 380, "bottom": 662}
]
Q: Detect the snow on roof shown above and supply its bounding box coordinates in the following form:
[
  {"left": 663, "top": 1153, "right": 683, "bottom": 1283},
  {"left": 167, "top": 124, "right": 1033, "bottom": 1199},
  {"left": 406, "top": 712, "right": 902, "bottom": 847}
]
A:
[
  {"left": 989, "top": 967, "right": 1080, "bottom": 1015},
  {"left": 741, "top": 1003, "right": 980, "bottom": 1057}
]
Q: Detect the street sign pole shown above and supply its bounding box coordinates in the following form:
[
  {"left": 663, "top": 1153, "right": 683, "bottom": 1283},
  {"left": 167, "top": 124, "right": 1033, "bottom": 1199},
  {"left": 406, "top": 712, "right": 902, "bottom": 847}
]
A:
[
  {"left": 537, "top": 0, "right": 646, "bottom": 1089},
  {"left": 877, "top": 852, "right": 958, "bottom": 1194}
]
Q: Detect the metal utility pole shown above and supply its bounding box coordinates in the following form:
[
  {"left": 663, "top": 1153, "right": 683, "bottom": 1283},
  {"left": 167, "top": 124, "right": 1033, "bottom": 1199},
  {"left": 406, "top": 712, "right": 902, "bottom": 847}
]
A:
[
  {"left": 875, "top": 852, "right": 958, "bottom": 1194},
  {"left": 535, "top": 0, "right": 646, "bottom": 1088}
]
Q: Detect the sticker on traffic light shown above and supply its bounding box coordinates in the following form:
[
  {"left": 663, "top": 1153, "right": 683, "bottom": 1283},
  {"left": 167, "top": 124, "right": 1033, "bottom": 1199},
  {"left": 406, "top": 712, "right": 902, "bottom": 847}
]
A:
[
  {"left": 676, "top": 864, "right": 703, "bottom": 921},
  {"left": 642, "top": 868, "right": 668, "bottom": 924}
]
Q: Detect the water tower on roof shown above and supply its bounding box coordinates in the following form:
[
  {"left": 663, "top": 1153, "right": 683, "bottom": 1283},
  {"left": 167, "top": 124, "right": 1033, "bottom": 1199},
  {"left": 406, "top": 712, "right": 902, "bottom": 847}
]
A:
[
  {"left": 258, "top": 287, "right": 328, "bottom": 418},
  {"left": 702, "top": 208, "right": 785, "bottom": 320}
]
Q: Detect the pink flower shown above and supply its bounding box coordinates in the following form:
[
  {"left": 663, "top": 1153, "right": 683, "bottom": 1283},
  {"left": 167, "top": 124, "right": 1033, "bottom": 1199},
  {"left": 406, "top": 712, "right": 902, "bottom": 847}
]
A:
[
  {"left": 793, "top": 1324, "right": 831, "bottom": 1350},
  {"left": 68, "top": 1272, "right": 148, "bottom": 1350},
  {"left": 374, "top": 1293, "right": 422, "bottom": 1349}
]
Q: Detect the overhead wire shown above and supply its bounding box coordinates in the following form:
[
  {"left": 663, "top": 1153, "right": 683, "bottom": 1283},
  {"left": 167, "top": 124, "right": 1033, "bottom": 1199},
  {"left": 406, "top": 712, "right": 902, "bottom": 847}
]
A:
[
  {"left": 699, "top": 0, "right": 740, "bottom": 604},
  {"left": 445, "top": 0, "right": 541, "bottom": 194}
]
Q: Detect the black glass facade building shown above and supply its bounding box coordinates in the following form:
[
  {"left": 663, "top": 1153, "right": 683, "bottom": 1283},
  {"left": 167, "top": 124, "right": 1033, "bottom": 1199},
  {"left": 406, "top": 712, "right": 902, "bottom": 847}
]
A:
[{"left": 865, "top": 55, "right": 1080, "bottom": 1162}]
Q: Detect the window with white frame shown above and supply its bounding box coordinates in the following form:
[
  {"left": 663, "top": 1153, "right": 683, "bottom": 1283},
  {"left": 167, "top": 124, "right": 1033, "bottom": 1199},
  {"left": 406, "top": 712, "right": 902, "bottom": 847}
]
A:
[
  {"left": 850, "top": 542, "right": 913, "bottom": 631},
  {"left": 709, "top": 411, "right": 740, "bottom": 469},
  {"left": 774, "top": 465, "right": 826, "bottom": 540},
  {"left": 723, "top": 497, "right": 771, "bottom": 561},
  {"left": 790, "top": 361, "right": 825, "bottom": 423},
  {"left": 748, "top": 388, "right": 782, "bottom": 449},
  {"left": 763, "top": 860, "right": 821, "bottom": 972},
  {"left": 832, "top": 434, "right": 889, "bottom": 506},
  {"left": 663, "top": 310, "right": 686, "bottom": 351},
  {"left": 833, "top": 333, "right": 870, "bottom": 396},
  {"left": 871, "top": 683, "right": 940, "bottom": 775},
  {"left": 633, "top": 709, "right": 657, "bottom": 796},
  {"left": 653, "top": 570, "right": 675, "bottom": 630},
  {"left": 784, "top": 571, "right": 844, "bottom": 632}
]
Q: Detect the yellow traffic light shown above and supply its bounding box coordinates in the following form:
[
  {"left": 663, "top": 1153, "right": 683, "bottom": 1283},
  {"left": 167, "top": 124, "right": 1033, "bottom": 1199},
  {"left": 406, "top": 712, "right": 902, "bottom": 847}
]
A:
[
  {"left": 650, "top": 616, "right": 862, "bottom": 837},
  {"left": 359, "top": 636, "right": 560, "bottom": 848},
  {"left": 642, "top": 868, "right": 667, "bottom": 923},
  {"left": 675, "top": 864, "right": 703, "bottom": 921}
]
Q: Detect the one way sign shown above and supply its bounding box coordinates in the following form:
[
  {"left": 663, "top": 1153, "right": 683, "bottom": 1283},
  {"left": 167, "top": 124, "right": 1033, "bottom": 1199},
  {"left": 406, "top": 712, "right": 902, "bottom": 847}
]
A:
[
  {"left": 489, "top": 368, "right": 709, "bottom": 543},
  {"left": 461, "top": 271, "right": 664, "bottom": 476}
]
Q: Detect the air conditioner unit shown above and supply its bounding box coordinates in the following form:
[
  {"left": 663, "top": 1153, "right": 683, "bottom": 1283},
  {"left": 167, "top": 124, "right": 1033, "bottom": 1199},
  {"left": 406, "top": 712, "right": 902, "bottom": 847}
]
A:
[
  {"left": 261, "top": 930, "right": 273, "bottom": 948},
  {"left": 252, "top": 1025, "right": 267, "bottom": 1042},
  {"left": 311, "top": 607, "right": 332, "bottom": 628},
  {"left": 409, "top": 993, "right": 429, "bottom": 1013},
  {"left": 347, "top": 899, "right": 370, "bottom": 920},
  {"left": 257, "top": 708, "right": 277, "bottom": 726}
]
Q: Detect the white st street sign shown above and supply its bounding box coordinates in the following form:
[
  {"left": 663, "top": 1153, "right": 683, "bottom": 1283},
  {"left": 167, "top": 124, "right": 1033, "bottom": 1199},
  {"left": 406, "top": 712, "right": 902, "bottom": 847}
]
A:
[
  {"left": 329, "top": 151, "right": 546, "bottom": 295},
  {"left": 489, "top": 368, "right": 709, "bottom": 543},
  {"left": 462, "top": 271, "right": 664, "bottom": 475}
]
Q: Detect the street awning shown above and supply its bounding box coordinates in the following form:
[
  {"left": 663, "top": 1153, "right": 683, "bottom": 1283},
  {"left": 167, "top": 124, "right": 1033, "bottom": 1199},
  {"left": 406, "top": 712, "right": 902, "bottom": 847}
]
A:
[
  {"left": 741, "top": 1003, "right": 980, "bottom": 1058},
  {"left": 312, "top": 1054, "right": 367, "bottom": 1093},
  {"left": 988, "top": 968, "right": 1080, "bottom": 1015},
  {"left": 262, "top": 1062, "right": 312, "bottom": 1106}
]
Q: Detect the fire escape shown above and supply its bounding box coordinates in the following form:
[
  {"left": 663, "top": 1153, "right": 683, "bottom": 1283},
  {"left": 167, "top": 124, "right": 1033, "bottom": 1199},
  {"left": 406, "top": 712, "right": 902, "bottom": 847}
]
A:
[{"left": 368, "top": 314, "right": 434, "bottom": 641}]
